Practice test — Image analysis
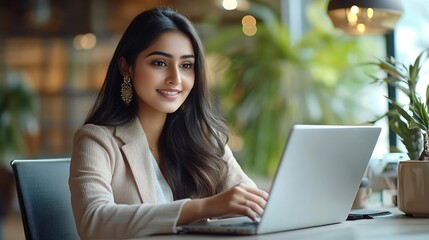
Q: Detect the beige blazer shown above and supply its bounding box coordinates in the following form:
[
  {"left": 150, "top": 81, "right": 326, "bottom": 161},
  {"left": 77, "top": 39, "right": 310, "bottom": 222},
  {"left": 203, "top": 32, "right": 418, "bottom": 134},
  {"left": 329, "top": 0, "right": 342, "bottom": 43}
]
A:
[{"left": 69, "top": 117, "right": 256, "bottom": 239}]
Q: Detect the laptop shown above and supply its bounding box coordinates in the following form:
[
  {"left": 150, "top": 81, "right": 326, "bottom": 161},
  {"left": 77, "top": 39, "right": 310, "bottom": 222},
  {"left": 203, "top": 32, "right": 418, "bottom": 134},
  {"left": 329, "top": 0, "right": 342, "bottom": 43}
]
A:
[{"left": 178, "top": 125, "right": 381, "bottom": 235}]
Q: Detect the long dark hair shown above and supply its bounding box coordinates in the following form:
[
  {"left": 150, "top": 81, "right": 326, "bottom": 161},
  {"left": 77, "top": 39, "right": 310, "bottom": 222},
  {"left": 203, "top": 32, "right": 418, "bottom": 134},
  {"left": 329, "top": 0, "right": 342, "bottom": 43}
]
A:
[{"left": 85, "top": 7, "right": 229, "bottom": 199}]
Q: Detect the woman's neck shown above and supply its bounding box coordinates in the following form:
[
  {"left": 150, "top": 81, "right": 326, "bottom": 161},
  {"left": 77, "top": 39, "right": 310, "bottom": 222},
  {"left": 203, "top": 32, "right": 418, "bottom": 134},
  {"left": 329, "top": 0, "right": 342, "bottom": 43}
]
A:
[{"left": 137, "top": 110, "right": 167, "bottom": 150}]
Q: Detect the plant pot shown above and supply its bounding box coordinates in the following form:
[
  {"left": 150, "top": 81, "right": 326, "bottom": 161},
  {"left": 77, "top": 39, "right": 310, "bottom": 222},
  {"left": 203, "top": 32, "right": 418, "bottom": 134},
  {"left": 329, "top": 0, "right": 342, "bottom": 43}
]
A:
[{"left": 397, "top": 160, "right": 429, "bottom": 217}]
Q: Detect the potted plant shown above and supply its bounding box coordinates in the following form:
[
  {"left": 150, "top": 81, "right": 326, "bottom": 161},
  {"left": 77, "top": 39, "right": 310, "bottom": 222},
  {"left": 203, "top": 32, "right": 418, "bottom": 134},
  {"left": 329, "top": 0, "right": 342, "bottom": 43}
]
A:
[{"left": 370, "top": 48, "right": 429, "bottom": 216}]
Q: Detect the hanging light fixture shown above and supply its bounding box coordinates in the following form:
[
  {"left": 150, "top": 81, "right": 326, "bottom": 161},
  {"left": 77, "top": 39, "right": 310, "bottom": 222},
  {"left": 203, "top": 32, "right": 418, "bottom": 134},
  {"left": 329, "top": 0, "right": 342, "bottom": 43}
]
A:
[{"left": 327, "top": 0, "right": 403, "bottom": 35}]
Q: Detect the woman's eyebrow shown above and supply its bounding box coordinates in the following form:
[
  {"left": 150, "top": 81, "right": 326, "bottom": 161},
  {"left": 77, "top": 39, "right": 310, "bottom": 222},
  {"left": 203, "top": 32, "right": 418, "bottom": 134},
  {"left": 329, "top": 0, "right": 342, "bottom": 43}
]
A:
[{"left": 147, "top": 51, "right": 195, "bottom": 59}]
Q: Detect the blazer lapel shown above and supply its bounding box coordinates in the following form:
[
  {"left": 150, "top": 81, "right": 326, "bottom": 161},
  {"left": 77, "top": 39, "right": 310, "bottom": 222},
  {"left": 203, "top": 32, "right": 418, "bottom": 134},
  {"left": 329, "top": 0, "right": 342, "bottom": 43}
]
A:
[{"left": 115, "top": 117, "right": 157, "bottom": 204}]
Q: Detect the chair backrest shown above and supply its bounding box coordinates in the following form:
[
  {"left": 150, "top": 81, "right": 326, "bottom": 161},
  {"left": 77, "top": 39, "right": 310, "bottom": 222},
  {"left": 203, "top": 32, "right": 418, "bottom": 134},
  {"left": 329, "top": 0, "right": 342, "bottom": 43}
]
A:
[{"left": 11, "top": 158, "right": 79, "bottom": 240}]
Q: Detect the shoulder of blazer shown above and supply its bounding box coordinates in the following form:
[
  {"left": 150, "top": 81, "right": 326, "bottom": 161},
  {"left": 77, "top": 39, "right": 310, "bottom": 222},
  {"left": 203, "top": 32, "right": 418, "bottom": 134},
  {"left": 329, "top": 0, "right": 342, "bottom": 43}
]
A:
[{"left": 114, "top": 117, "right": 147, "bottom": 145}]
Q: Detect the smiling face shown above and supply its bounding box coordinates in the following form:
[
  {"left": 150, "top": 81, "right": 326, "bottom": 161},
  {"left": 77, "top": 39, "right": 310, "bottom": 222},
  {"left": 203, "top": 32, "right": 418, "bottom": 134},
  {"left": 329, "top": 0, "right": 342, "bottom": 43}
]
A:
[{"left": 121, "top": 31, "right": 196, "bottom": 118}]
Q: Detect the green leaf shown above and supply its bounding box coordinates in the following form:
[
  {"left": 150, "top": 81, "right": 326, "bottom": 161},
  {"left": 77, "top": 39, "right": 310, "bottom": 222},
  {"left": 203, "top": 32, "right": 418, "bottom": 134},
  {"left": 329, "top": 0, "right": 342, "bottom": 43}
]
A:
[
  {"left": 389, "top": 100, "right": 414, "bottom": 122},
  {"left": 426, "top": 84, "right": 429, "bottom": 107}
]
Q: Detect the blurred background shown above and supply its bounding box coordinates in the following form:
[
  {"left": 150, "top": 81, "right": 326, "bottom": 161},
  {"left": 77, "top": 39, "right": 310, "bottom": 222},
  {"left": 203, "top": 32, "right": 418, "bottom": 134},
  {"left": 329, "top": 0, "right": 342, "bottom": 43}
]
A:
[{"left": 0, "top": 0, "right": 428, "bottom": 239}]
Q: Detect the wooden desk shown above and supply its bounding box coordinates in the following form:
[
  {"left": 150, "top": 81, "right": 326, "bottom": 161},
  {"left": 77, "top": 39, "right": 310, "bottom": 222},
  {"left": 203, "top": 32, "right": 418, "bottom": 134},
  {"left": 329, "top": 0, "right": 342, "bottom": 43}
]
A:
[{"left": 145, "top": 208, "right": 429, "bottom": 239}]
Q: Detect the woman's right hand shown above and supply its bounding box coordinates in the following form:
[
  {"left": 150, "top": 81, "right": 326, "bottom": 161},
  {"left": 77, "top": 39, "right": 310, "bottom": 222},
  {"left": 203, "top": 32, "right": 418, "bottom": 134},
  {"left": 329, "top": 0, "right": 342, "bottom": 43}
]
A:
[
  {"left": 203, "top": 183, "right": 269, "bottom": 220},
  {"left": 178, "top": 183, "right": 269, "bottom": 225}
]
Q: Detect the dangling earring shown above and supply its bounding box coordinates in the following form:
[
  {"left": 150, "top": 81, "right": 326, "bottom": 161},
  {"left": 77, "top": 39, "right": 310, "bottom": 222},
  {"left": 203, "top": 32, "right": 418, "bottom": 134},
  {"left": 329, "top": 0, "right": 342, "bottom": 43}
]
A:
[{"left": 121, "top": 76, "right": 133, "bottom": 105}]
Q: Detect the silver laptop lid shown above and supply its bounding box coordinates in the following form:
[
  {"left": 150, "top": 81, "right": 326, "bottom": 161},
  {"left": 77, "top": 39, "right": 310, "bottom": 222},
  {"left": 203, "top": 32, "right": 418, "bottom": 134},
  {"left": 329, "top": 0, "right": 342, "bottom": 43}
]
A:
[{"left": 257, "top": 125, "right": 381, "bottom": 234}]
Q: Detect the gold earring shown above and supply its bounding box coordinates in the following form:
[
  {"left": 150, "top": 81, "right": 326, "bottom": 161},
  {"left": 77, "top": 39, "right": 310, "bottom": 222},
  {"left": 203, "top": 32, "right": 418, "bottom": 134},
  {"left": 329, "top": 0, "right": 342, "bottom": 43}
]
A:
[{"left": 121, "top": 76, "right": 133, "bottom": 105}]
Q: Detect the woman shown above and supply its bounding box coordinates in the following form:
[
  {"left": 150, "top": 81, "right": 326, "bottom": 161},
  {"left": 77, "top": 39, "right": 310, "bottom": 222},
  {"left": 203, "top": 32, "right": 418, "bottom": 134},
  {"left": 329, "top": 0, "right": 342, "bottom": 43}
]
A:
[{"left": 69, "top": 7, "right": 268, "bottom": 238}]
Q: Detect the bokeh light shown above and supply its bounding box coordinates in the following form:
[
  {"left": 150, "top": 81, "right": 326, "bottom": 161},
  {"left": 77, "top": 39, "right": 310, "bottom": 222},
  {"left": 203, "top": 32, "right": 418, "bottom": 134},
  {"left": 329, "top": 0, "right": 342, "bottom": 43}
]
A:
[
  {"left": 222, "top": 0, "right": 238, "bottom": 10},
  {"left": 73, "top": 33, "right": 97, "bottom": 50},
  {"left": 241, "top": 15, "right": 257, "bottom": 36}
]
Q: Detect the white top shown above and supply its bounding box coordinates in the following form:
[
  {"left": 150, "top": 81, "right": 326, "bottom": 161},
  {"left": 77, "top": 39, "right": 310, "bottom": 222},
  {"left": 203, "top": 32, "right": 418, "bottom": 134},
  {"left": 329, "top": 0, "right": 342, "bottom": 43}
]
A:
[{"left": 149, "top": 153, "right": 174, "bottom": 203}]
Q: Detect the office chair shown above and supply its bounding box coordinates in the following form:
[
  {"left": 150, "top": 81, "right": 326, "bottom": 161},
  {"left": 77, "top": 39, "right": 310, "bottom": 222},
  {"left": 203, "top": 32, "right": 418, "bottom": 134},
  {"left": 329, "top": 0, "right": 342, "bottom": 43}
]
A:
[{"left": 11, "top": 158, "right": 79, "bottom": 240}]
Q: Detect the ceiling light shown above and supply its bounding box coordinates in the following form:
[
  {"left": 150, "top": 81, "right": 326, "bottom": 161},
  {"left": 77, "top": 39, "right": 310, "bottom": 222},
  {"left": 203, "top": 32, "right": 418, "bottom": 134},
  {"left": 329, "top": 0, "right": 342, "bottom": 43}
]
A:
[{"left": 327, "top": 0, "right": 403, "bottom": 35}]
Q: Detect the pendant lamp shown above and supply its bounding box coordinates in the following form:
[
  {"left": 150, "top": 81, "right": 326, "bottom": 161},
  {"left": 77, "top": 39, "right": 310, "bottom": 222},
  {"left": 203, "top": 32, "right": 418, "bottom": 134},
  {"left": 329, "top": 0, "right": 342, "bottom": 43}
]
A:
[{"left": 327, "top": 0, "right": 403, "bottom": 35}]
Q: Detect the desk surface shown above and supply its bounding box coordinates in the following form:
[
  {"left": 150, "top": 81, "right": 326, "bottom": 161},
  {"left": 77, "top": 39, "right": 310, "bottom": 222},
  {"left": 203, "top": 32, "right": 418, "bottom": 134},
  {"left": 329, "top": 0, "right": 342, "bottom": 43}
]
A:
[{"left": 146, "top": 208, "right": 429, "bottom": 240}]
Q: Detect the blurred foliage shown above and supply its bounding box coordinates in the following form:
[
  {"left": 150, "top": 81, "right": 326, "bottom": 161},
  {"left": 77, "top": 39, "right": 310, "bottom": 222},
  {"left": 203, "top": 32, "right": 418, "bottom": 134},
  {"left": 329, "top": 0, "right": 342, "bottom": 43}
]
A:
[
  {"left": 0, "top": 70, "right": 37, "bottom": 166},
  {"left": 204, "top": 1, "right": 385, "bottom": 177}
]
